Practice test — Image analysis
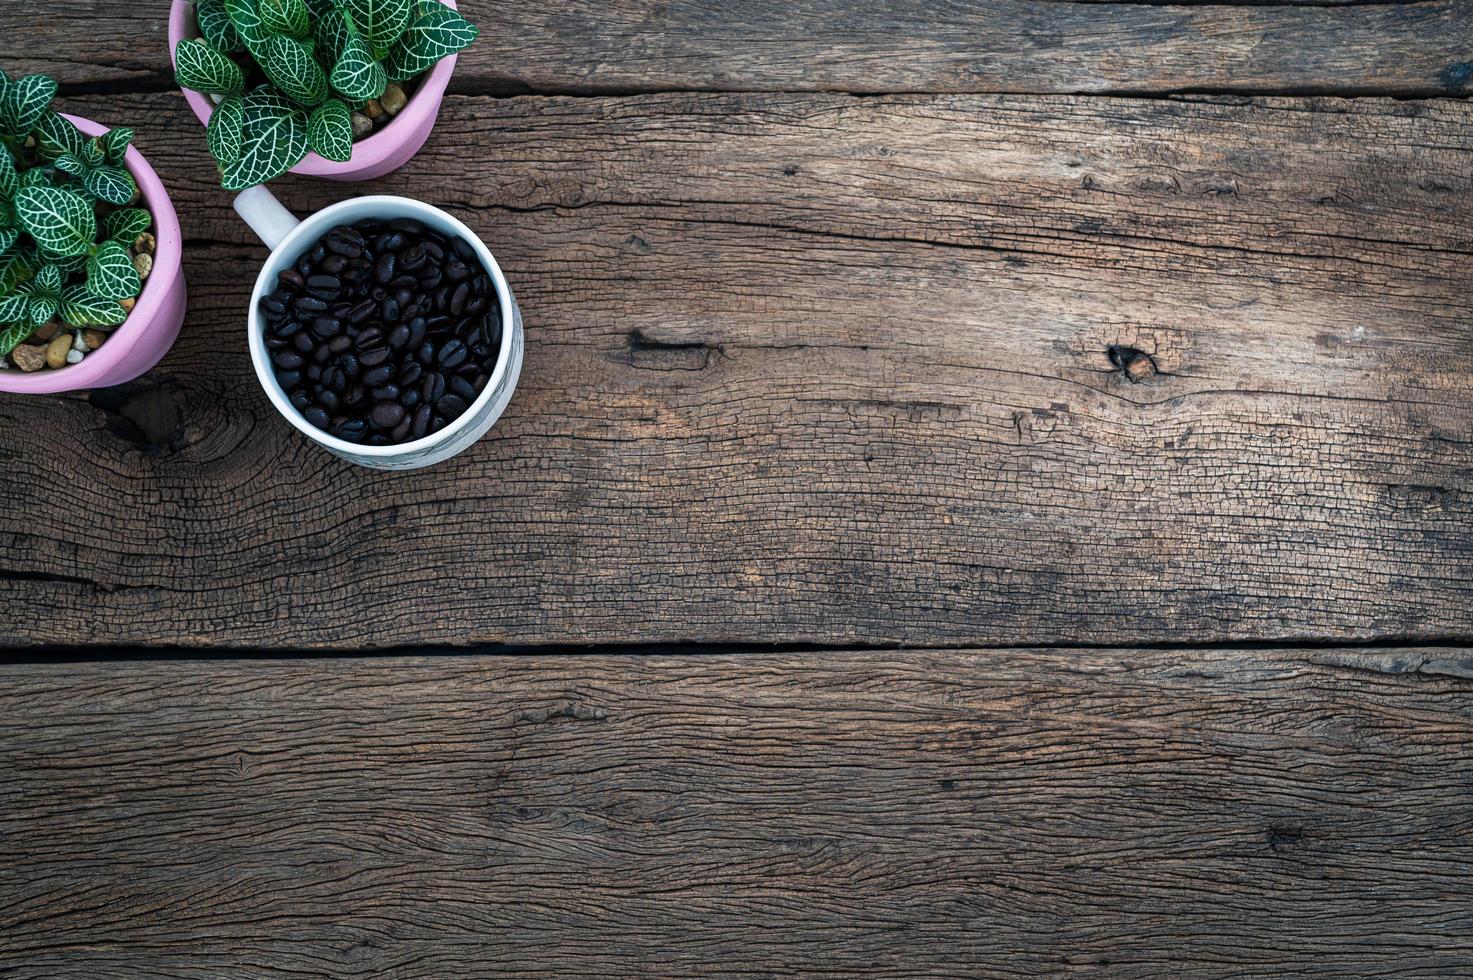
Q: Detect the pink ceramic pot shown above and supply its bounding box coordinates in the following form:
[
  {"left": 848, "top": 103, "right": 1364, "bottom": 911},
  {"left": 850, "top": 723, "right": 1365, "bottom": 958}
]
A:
[
  {"left": 0, "top": 115, "right": 187, "bottom": 395},
  {"left": 167, "top": 0, "right": 459, "bottom": 182}
]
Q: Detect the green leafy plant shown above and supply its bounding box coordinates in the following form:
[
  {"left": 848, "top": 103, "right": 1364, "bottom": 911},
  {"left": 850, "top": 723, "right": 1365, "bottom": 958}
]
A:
[
  {"left": 175, "top": 0, "right": 478, "bottom": 190},
  {"left": 0, "top": 69, "right": 149, "bottom": 361}
]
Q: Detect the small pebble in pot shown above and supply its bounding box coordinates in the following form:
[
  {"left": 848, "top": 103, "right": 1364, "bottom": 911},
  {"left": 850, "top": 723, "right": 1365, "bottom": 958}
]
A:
[
  {"left": 65, "top": 349, "right": 84, "bottom": 365},
  {"left": 380, "top": 83, "right": 407, "bottom": 115},
  {"left": 258, "top": 217, "right": 504, "bottom": 447},
  {"left": 351, "top": 112, "right": 374, "bottom": 138}
]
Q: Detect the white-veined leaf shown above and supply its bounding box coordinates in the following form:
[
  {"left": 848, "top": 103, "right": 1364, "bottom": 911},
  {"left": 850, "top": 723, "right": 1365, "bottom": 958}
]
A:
[
  {"left": 307, "top": 99, "right": 353, "bottom": 161},
  {"left": 100, "top": 127, "right": 134, "bottom": 165},
  {"left": 259, "top": 0, "right": 310, "bottom": 37},
  {"left": 207, "top": 94, "right": 246, "bottom": 166},
  {"left": 261, "top": 34, "right": 330, "bottom": 106},
  {"left": 314, "top": 6, "right": 351, "bottom": 63},
  {"left": 26, "top": 294, "right": 57, "bottom": 326},
  {"left": 0, "top": 145, "right": 17, "bottom": 197},
  {"left": 197, "top": 0, "right": 244, "bottom": 51},
  {"left": 31, "top": 111, "right": 86, "bottom": 161},
  {"left": 222, "top": 90, "right": 309, "bottom": 189},
  {"left": 0, "top": 230, "right": 15, "bottom": 256},
  {"left": 106, "top": 209, "right": 153, "bottom": 242},
  {"left": 0, "top": 319, "right": 31, "bottom": 358},
  {"left": 174, "top": 38, "right": 245, "bottom": 95},
  {"left": 386, "top": 2, "right": 477, "bottom": 81},
  {"left": 0, "top": 73, "right": 57, "bottom": 137},
  {"left": 83, "top": 165, "right": 138, "bottom": 206},
  {"left": 59, "top": 283, "right": 128, "bottom": 328},
  {"left": 342, "top": 0, "right": 412, "bottom": 59},
  {"left": 223, "top": 0, "right": 274, "bottom": 57},
  {"left": 330, "top": 31, "right": 387, "bottom": 101},
  {"left": 0, "top": 295, "right": 28, "bottom": 325},
  {"left": 86, "top": 240, "right": 142, "bottom": 301},
  {"left": 14, "top": 186, "right": 96, "bottom": 257},
  {"left": 0, "top": 250, "right": 33, "bottom": 293},
  {"left": 54, "top": 153, "right": 89, "bottom": 177}
]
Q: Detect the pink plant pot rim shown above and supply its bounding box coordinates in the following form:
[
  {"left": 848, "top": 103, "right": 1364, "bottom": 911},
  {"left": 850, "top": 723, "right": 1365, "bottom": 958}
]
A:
[
  {"left": 167, "top": 0, "right": 458, "bottom": 179},
  {"left": 0, "top": 114, "right": 183, "bottom": 393}
]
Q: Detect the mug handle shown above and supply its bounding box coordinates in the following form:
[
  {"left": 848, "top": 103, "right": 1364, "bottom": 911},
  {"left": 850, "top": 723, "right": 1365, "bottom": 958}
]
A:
[{"left": 234, "top": 186, "right": 300, "bottom": 251}]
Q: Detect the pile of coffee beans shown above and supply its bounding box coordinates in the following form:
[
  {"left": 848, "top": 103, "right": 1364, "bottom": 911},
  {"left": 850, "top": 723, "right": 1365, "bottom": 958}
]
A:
[{"left": 259, "top": 218, "right": 503, "bottom": 445}]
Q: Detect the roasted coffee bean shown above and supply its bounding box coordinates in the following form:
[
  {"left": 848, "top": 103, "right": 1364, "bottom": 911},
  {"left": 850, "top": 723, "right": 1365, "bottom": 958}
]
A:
[
  {"left": 417, "top": 341, "right": 436, "bottom": 364},
  {"left": 312, "top": 345, "right": 331, "bottom": 364},
  {"left": 272, "top": 318, "right": 303, "bottom": 337},
  {"left": 324, "top": 366, "right": 347, "bottom": 392},
  {"left": 473, "top": 372, "right": 489, "bottom": 392},
  {"left": 355, "top": 326, "right": 384, "bottom": 351},
  {"left": 437, "top": 339, "right": 468, "bottom": 370},
  {"left": 273, "top": 350, "right": 304, "bottom": 370},
  {"left": 307, "top": 274, "right": 341, "bottom": 298},
  {"left": 466, "top": 295, "right": 485, "bottom": 315},
  {"left": 278, "top": 268, "right": 306, "bottom": 290},
  {"left": 325, "top": 235, "right": 362, "bottom": 258},
  {"left": 371, "top": 383, "right": 400, "bottom": 401},
  {"left": 295, "top": 256, "right": 313, "bottom": 279},
  {"left": 430, "top": 414, "right": 448, "bottom": 434},
  {"left": 408, "top": 319, "right": 427, "bottom": 349},
  {"left": 303, "top": 406, "right": 330, "bottom": 429},
  {"left": 421, "top": 240, "right": 444, "bottom": 262},
  {"left": 278, "top": 369, "right": 302, "bottom": 390},
  {"left": 370, "top": 401, "right": 406, "bottom": 429},
  {"left": 293, "top": 331, "right": 315, "bottom": 353},
  {"left": 289, "top": 388, "right": 311, "bottom": 408},
  {"left": 295, "top": 295, "right": 329, "bottom": 314},
  {"left": 391, "top": 417, "right": 413, "bottom": 442},
  {"left": 389, "top": 274, "right": 417, "bottom": 291},
  {"left": 445, "top": 259, "right": 470, "bottom": 281},
  {"left": 311, "top": 317, "right": 341, "bottom": 338},
  {"left": 318, "top": 389, "right": 340, "bottom": 412},
  {"left": 432, "top": 285, "right": 450, "bottom": 312},
  {"left": 421, "top": 371, "right": 445, "bottom": 404},
  {"left": 401, "top": 388, "right": 421, "bottom": 410},
  {"left": 419, "top": 267, "right": 443, "bottom": 290},
  {"left": 381, "top": 297, "right": 400, "bottom": 322},
  {"left": 363, "top": 363, "right": 395, "bottom": 386},
  {"left": 389, "top": 217, "right": 425, "bottom": 235},
  {"left": 375, "top": 232, "right": 404, "bottom": 254},
  {"left": 359, "top": 346, "right": 391, "bottom": 367},
  {"left": 437, "top": 393, "right": 467, "bottom": 418},
  {"left": 320, "top": 254, "right": 348, "bottom": 275},
  {"left": 335, "top": 418, "right": 368, "bottom": 442},
  {"left": 448, "top": 375, "right": 477, "bottom": 403},
  {"left": 411, "top": 404, "right": 432, "bottom": 438},
  {"left": 347, "top": 299, "right": 376, "bottom": 324},
  {"left": 341, "top": 352, "right": 360, "bottom": 378},
  {"left": 452, "top": 238, "right": 474, "bottom": 261},
  {"left": 307, "top": 365, "right": 322, "bottom": 382},
  {"left": 449, "top": 282, "right": 470, "bottom": 315},
  {"left": 398, "top": 361, "right": 423, "bottom": 386},
  {"left": 347, "top": 384, "right": 368, "bottom": 407},
  {"left": 374, "top": 252, "right": 396, "bottom": 284},
  {"left": 310, "top": 243, "right": 327, "bottom": 263},
  {"left": 328, "top": 335, "right": 353, "bottom": 354},
  {"left": 265, "top": 334, "right": 289, "bottom": 351},
  {"left": 400, "top": 245, "right": 427, "bottom": 271},
  {"left": 260, "top": 294, "right": 287, "bottom": 315},
  {"left": 387, "top": 324, "right": 410, "bottom": 350}
]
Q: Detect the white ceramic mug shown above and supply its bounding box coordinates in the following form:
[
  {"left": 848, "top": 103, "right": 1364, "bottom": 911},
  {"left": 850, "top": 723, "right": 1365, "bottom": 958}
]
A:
[{"left": 236, "top": 187, "right": 524, "bottom": 470}]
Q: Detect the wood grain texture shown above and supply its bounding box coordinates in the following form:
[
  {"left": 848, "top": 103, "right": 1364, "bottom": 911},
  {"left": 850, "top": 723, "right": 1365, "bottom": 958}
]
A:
[
  {"left": 2, "top": 646, "right": 1472, "bottom": 977},
  {"left": 1, "top": 91, "right": 1472, "bottom": 649},
  {"left": 9, "top": 0, "right": 1472, "bottom": 96}
]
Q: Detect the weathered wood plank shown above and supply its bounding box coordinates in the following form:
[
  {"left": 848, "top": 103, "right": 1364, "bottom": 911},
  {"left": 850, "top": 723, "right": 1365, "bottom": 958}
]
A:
[
  {"left": 1, "top": 91, "right": 1471, "bottom": 649},
  {"left": 8, "top": 0, "right": 1470, "bottom": 97},
  {"left": 2, "top": 646, "right": 1471, "bottom": 977}
]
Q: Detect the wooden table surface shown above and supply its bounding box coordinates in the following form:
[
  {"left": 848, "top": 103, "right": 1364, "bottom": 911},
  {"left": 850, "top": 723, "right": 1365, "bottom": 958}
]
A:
[{"left": 3, "top": 2, "right": 1472, "bottom": 976}]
